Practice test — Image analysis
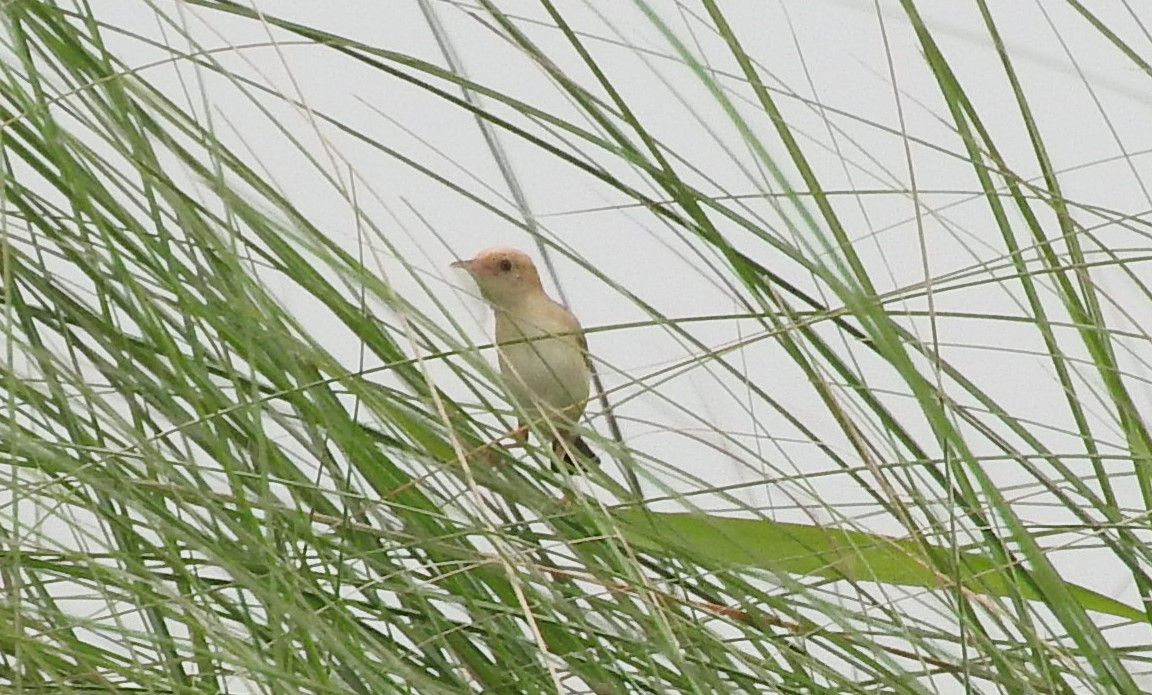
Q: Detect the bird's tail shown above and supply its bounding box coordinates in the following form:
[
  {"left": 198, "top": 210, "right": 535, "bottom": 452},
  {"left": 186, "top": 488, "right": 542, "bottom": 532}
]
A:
[{"left": 553, "top": 434, "right": 599, "bottom": 472}]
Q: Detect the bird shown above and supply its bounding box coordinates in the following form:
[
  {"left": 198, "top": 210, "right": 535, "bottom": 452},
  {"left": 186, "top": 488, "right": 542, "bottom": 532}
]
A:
[{"left": 452, "top": 247, "right": 598, "bottom": 470}]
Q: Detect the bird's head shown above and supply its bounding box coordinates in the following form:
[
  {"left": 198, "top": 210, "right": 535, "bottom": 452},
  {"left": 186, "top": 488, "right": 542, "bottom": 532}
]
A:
[{"left": 451, "top": 247, "right": 543, "bottom": 308}]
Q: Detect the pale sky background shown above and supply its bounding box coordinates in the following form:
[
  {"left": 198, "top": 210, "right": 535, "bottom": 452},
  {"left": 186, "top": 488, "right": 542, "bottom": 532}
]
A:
[{"left": 81, "top": 0, "right": 1152, "bottom": 670}]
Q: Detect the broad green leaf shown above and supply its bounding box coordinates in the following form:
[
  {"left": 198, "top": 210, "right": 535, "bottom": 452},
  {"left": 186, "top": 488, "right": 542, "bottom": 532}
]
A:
[{"left": 616, "top": 510, "right": 1144, "bottom": 622}]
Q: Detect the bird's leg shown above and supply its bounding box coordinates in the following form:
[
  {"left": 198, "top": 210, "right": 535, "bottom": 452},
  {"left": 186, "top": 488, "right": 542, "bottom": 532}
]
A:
[
  {"left": 461, "top": 421, "right": 529, "bottom": 468},
  {"left": 505, "top": 419, "right": 530, "bottom": 449},
  {"left": 474, "top": 421, "right": 529, "bottom": 468}
]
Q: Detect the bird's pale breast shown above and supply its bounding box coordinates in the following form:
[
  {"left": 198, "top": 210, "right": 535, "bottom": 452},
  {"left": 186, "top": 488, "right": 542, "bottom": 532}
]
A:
[{"left": 495, "top": 299, "right": 589, "bottom": 423}]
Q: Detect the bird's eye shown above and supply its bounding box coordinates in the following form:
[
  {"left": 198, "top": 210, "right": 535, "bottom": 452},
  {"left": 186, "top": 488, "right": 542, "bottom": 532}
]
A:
[{"left": 498, "top": 259, "right": 513, "bottom": 273}]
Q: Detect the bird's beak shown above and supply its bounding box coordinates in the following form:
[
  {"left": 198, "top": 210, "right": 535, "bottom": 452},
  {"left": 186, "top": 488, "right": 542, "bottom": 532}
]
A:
[{"left": 450, "top": 258, "right": 474, "bottom": 271}]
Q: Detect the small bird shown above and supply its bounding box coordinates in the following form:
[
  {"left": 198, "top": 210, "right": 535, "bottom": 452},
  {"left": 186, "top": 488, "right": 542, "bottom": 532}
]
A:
[{"left": 452, "top": 247, "right": 598, "bottom": 470}]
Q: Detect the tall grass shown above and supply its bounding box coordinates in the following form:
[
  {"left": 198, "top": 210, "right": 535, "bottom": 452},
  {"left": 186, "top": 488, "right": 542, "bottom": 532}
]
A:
[{"left": 1, "top": 1, "right": 1150, "bottom": 692}]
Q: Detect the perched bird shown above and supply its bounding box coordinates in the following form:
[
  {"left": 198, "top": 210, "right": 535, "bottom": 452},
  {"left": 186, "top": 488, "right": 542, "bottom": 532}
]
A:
[{"left": 452, "top": 247, "right": 598, "bottom": 470}]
